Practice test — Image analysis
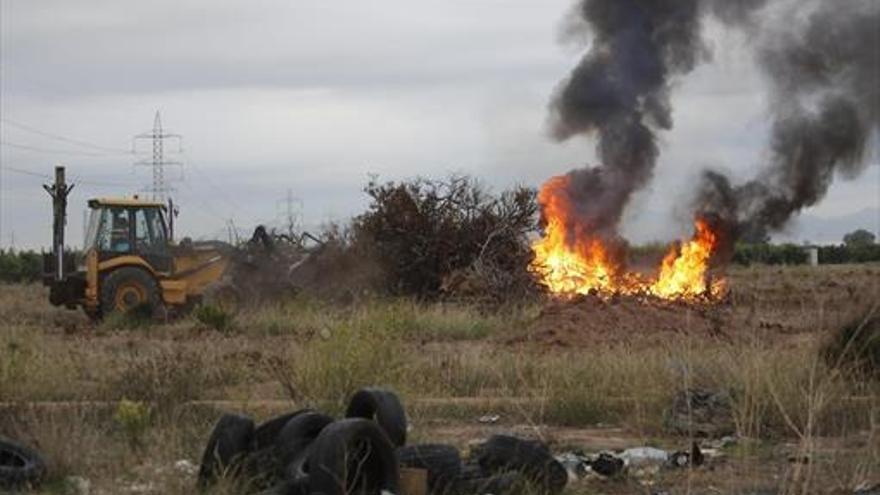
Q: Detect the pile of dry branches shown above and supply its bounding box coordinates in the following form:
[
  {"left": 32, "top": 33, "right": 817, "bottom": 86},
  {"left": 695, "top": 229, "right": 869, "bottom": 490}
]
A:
[{"left": 354, "top": 175, "right": 538, "bottom": 301}]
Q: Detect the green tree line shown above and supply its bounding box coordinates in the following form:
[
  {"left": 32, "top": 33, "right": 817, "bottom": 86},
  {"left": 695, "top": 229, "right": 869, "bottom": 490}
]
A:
[{"left": 0, "top": 249, "right": 44, "bottom": 283}]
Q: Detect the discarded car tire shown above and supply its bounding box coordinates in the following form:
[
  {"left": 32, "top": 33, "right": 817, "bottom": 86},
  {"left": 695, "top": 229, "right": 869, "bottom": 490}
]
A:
[
  {"left": 198, "top": 413, "right": 255, "bottom": 488},
  {"left": 396, "top": 443, "right": 462, "bottom": 493},
  {"left": 276, "top": 412, "right": 335, "bottom": 469},
  {"left": 0, "top": 438, "right": 47, "bottom": 490},
  {"left": 281, "top": 444, "right": 314, "bottom": 488},
  {"left": 243, "top": 447, "right": 285, "bottom": 491},
  {"left": 252, "top": 480, "right": 308, "bottom": 495},
  {"left": 253, "top": 409, "right": 312, "bottom": 450},
  {"left": 345, "top": 387, "right": 407, "bottom": 447},
  {"left": 308, "top": 418, "right": 400, "bottom": 495},
  {"left": 457, "top": 462, "right": 484, "bottom": 480},
  {"left": 450, "top": 472, "right": 523, "bottom": 495},
  {"left": 473, "top": 435, "right": 567, "bottom": 494}
]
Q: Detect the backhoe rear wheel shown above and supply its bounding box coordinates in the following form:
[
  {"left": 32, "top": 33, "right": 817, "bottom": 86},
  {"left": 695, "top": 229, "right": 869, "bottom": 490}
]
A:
[{"left": 100, "top": 267, "right": 162, "bottom": 316}]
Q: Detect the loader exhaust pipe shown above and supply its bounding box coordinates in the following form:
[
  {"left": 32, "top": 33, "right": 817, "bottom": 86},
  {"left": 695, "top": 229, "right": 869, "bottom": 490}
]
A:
[{"left": 43, "top": 166, "right": 74, "bottom": 282}]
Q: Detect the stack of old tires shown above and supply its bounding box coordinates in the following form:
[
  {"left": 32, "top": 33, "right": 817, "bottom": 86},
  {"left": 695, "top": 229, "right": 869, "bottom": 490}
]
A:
[
  {"left": 198, "top": 387, "right": 567, "bottom": 495},
  {"left": 398, "top": 436, "right": 568, "bottom": 495}
]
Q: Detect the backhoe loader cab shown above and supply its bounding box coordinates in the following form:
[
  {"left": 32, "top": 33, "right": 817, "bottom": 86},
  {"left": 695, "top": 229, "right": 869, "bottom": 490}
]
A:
[
  {"left": 45, "top": 189, "right": 233, "bottom": 319},
  {"left": 84, "top": 198, "right": 171, "bottom": 271}
]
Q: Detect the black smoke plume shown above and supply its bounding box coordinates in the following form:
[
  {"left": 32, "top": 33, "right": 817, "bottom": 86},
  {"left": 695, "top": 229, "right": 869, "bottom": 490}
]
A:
[
  {"left": 696, "top": 0, "right": 879, "bottom": 244},
  {"left": 548, "top": 0, "right": 768, "bottom": 242}
]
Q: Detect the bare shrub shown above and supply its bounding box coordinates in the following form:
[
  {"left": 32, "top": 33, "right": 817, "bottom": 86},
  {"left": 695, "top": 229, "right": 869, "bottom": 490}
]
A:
[
  {"left": 193, "top": 303, "right": 236, "bottom": 333},
  {"left": 822, "top": 305, "right": 880, "bottom": 378},
  {"left": 354, "top": 175, "right": 538, "bottom": 300}
]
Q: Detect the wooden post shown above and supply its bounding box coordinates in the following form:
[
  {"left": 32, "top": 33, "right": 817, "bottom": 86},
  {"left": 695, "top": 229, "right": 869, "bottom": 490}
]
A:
[
  {"left": 167, "top": 197, "right": 175, "bottom": 242},
  {"left": 43, "top": 166, "right": 74, "bottom": 281}
]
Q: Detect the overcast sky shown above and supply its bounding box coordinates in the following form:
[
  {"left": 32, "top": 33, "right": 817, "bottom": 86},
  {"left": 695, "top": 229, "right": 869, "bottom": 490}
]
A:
[{"left": 1, "top": 0, "right": 877, "bottom": 249}]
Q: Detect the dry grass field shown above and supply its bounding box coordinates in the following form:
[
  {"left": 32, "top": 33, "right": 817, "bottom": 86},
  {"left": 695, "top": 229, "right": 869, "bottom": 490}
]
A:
[{"left": 0, "top": 264, "right": 878, "bottom": 494}]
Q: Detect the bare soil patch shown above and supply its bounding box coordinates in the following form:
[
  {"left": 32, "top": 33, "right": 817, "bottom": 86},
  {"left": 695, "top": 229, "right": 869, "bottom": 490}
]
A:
[{"left": 510, "top": 264, "right": 880, "bottom": 348}]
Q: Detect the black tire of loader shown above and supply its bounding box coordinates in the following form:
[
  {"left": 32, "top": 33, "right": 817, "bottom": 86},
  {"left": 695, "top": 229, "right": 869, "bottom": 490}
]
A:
[
  {"left": 198, "top": 414, "right": 255, "bottom": 488},
  {"left": 0, "top": 438, "right": 46, "bottom": 490},
  {"left": 396, "top": 444, "right": 462, "bottom": 493},
  {"left": 307, "top": 418, "right": 400, "bottom": 495},
  {"left": 100, "top": 266, "right": 162, "bottom": 316},
  {"left": 345, "top": 387, "right": 407, "bottom": 447},
  {"left": 473, "top": 435, "right": 567, "bottom": 494}
]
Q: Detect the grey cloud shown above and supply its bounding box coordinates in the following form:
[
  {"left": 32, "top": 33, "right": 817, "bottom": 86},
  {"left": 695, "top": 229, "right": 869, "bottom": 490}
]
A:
[{"left": 3, "top": 0, "right": 569, "bottom": 98}]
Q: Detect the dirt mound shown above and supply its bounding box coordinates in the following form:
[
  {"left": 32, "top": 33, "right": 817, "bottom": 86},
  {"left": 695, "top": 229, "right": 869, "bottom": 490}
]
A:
[{"left": 510, "top": 294, "right": 731, "bottom": 348}]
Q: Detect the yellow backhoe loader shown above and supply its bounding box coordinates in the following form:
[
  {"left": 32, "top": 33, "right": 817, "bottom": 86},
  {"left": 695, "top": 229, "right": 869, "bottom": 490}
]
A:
[{"left": 42, "top": 166, "right": 304, "bottom": 319}]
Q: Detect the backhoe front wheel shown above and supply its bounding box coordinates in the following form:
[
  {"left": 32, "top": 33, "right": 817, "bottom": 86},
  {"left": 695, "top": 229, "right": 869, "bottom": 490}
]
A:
[
  {"left": 100, "top": 267, "right": 162, "bottom": 316},
  {"left": 202, "top": 280, "right": 243, "bottom": 315}
]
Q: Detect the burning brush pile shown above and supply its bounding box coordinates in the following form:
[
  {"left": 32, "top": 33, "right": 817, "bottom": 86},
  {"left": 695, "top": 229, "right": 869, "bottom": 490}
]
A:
[
  {"left": 525, "top": 0, "right": 877, "bottom": 307},
  {"left": 530, "top": 176, "right": 728, "bottom": 302}
]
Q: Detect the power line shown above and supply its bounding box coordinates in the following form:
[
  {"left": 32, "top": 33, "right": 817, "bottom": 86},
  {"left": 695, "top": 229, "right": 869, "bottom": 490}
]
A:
[
  {"left": 5, "top": 166, "right": 49, "bottom": 179},
  {"left": 74, "top": 177, "right": 140, "bottom": 187},
  {"left": 177, "top": 178, "right": 232, "bottom": 225},
  {"left": 183, "top": 152, "right": 262, "bottom": 221},
  {"left": 6, "top": 165, "right": 138, "bottom": 188},
  {"left": 1, "top": 118, "right": 132, "bottom": 155},
  {"left": 0, "top": 139, "right": 123, "bottom": 157}
]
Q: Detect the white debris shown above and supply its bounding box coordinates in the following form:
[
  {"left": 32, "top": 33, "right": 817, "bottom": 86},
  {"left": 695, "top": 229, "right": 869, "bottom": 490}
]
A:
[
  {"left": 854, "top": 482, "right": 880, "bottom": 495},
  {"left": 555, "top": 452, "right": 589, "bottom": 480},
  {"left": 699, "top": 447, "right": 723, "bottom": 458},
  {"left": 124, "top": 481, "right": 156, "bottom": 493},
  {"left": 64, "top": 476, "right": 91, "bottom": 495},
  {"left": 174, "top": 459, "right": 198, "bottom": 476},
  {"left": 619, "top": 447, "right": 669, "bottom": 467}
]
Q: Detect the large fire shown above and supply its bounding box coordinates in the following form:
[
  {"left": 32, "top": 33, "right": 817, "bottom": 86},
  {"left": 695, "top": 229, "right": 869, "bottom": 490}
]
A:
[{"left": 530, "top": 176, "right": 725, "bottom": 301}]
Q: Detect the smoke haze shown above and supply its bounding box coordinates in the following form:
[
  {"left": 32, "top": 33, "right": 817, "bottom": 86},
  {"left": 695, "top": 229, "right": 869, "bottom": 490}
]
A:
[
  {"left": 697, "top": 0, "right": 879, "bottom": 244},
  {"left": 547, "top": 0, "right": 768, "bottom": 241},
  {"left": 547, "top": 0, "right": 877, "bottom": 253}
]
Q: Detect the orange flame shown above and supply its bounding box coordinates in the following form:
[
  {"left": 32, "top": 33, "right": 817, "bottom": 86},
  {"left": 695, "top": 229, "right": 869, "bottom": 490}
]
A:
[
  {"left": 649, "top": 218, "right": 720, "bottom": 299},
  {"left": 530, "top": 175, "right": 725, "bottom": 301},
  {"left": 530, "top": 175, "right": 626, "bottom": 295}
]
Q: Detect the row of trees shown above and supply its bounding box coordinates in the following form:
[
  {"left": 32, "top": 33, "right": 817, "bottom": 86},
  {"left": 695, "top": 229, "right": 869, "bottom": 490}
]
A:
[
  {"left": 0, "top": 249, "right": 43, "bottom": 283},
  {"left": 731, "top": 243, "right": 880, "bottom": 266},
  {"left": 733, "top": 229, "right": 879, "bottom": 266},
  {"left": 628, "top": 240, "right": 880, "bottom": 267}
]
